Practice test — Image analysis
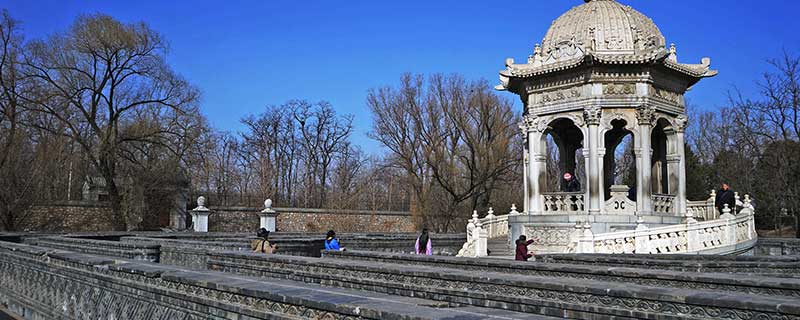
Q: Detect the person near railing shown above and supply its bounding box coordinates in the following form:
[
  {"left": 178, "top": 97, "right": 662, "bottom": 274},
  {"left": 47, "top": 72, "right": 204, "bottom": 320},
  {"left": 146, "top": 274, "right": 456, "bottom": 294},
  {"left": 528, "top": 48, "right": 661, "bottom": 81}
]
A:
[
  {"left": 515, "top": 235, "right": 535, "bottom": 261},
  {"left": 563, "top": 173, "right": 581, "bottom": 192},
  {"left": 415, "top": 228, "right": 432, "bottom": 255},
  {"left": 715, "top": 183, "right": 736, "bottom": 214}
]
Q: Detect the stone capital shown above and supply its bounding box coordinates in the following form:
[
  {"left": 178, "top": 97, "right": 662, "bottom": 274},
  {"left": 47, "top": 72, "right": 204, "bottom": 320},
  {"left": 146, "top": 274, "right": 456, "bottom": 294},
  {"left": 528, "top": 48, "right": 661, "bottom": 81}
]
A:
[
  {"left": 635, "top": 105, "right": 656, "bottom": 125},
  {"left": 583, "top": 106, "right": 602, "bottom": 126},
  {"left": 674, "top": 114, "right": 688, "bottom": 133}
]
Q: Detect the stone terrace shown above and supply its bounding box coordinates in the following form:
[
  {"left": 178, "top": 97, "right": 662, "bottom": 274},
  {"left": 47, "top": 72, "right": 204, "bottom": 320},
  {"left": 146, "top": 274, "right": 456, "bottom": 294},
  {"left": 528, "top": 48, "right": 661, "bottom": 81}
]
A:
[{"left": 1, "top": 232, "right": 799, "bottom": 319}]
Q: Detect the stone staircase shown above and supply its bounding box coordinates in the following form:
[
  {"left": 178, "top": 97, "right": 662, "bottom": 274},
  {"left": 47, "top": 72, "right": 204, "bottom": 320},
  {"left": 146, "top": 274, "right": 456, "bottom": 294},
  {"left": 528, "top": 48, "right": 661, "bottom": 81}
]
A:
[{"left": 487, "top": 237, "right": 512, "bottom": 257}]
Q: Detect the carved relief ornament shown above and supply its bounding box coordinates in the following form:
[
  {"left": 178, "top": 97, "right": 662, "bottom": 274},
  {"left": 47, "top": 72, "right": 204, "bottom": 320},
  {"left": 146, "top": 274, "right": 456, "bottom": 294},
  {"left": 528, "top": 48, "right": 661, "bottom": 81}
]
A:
[{"left": 603, "top": 83, "right": 636, "bottom": 95}]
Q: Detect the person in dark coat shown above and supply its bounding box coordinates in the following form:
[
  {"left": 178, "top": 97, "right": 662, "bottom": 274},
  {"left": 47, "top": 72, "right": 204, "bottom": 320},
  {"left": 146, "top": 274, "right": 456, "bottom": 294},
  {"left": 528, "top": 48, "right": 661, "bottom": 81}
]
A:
[
  {"left": 563, "top": 173, "right": 581, "bottom": 192},
  {"left": 515, "top": 235, "right": 535, "bottom": 261},
  {"left": 715, "top": 183, "right": 736, "bottom": 213}
]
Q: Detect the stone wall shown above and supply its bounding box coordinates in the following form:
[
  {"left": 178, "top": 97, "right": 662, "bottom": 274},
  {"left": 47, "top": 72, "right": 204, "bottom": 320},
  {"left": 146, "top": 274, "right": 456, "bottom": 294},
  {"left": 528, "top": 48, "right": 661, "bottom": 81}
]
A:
[
  {"left": 19, "top": 202, "right": 413, "bottom": 233},
  {"left": 209, "top": 206, "right": 414, "bottom": 233},
  {"left": 0, "top": 241, "right": 498, "bottom": 320},
  {"left": 23, "top": 201, "right": 113, "bottom": 232}
]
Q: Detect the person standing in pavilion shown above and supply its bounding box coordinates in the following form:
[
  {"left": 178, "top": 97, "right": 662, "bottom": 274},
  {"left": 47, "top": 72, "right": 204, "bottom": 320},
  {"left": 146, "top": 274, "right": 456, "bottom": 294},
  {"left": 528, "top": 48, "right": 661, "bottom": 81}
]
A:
[
  {"left": 563, "top": 173, "right": 581, "bottom": 192},
  {"left": 715, "top": 183, "right": 736, "bottom": 214},
  {"left": 415, "top": 228, "right": 432, "bottom": 255}
]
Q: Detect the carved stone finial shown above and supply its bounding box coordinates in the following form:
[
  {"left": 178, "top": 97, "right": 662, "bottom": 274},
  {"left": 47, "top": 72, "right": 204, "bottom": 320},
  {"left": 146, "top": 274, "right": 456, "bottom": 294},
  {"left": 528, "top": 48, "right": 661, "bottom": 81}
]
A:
[
  {"left": 472, "top": 210, "right": 479, "bottom": 224},
  {"left": 264, "top": 198, "right": 273, "bottom": 209},
  {"left": 743, "top": 194, "right": 752, "bottom": 208},
  {"left": 196, "top": 196, "right": 206, "bottom": 209}
]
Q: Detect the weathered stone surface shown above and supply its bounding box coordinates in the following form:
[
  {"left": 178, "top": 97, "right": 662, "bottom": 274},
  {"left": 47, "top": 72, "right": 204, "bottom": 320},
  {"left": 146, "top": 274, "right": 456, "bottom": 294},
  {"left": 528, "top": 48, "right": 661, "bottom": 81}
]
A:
[
  {"left": 0, "top": 241, "right": 553, "bottom": 320},
  {"left": 207, "top": 250, "right": 800, "bottom": 319},
  {"left": 324, "top": 250, "right": 800, "bottom": 298},
  {"left": 209, "top": 206, "right": 415, "bottom": 233}
]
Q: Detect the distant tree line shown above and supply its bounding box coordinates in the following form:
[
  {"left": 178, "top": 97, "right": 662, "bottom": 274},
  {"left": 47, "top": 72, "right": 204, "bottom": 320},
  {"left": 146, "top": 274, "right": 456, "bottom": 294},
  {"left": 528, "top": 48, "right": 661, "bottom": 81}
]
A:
[{"left": 0, "top": 10, "right": 797, "bottom": 233}]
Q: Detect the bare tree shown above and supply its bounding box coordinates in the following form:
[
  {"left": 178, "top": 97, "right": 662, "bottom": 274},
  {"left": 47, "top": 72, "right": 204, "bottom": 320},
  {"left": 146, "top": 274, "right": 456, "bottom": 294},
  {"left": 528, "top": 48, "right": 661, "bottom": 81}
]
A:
[
  {"left": 369, "top": 73, "right": 521, "bottom": 232},
  {"left": 21, "top": 14, "right": 199, "bottom": 230}
]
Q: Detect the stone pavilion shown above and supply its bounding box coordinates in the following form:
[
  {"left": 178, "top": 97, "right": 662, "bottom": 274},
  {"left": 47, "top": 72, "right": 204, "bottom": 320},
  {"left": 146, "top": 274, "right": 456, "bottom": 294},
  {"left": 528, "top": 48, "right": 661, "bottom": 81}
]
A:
[{"left": 497, "top": 0, "right": 718, "bottom": 252}]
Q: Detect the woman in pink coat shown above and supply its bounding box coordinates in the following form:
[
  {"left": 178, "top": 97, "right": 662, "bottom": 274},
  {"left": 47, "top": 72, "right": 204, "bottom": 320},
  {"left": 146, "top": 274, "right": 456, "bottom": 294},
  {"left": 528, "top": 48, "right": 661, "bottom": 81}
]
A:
[{"left": 415, "top": 228, "right": 432, "bottom": 255}]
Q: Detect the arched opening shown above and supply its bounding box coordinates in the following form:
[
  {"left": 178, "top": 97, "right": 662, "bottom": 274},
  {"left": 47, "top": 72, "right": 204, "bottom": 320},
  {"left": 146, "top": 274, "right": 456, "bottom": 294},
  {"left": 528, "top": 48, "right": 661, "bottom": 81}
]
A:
[
  {"left": 541, "top": 118, "right": 585, "bottom": 192},
  {"left": 603, "top": 119, "right": 636, "bottom": 200},
  {"left": 651, "top": 118, "right": 676, "bottom": 195}
]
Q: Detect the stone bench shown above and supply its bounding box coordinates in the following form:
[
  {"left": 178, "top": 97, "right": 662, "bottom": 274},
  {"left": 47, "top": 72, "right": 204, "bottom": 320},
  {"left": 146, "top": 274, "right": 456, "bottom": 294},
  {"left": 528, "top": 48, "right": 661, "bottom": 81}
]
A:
[
  {"left": 25, "top": 236, "right": 160, "bottom": 262},
  {"left": 321, "top": 250, "right": 800, "bottom": 298},
  {"left": 207, "top": 250, "right": 800, "bottom": 319},
  {"left": 0, "top": 241, "right": 553, "bottom": 320}
]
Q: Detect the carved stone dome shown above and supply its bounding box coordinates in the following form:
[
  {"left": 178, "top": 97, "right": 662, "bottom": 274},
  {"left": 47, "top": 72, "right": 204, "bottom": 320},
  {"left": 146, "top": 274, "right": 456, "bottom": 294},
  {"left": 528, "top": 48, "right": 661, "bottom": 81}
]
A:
[{"left": 537, "top": 0, "right": 666, "bottom": 65}]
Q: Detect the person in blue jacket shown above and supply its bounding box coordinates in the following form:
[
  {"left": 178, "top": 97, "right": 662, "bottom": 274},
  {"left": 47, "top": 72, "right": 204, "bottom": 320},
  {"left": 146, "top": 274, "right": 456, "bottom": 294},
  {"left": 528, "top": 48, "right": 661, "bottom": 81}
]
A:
[{"left": 324, "top": 230, "right": 342, "bottom": 251}]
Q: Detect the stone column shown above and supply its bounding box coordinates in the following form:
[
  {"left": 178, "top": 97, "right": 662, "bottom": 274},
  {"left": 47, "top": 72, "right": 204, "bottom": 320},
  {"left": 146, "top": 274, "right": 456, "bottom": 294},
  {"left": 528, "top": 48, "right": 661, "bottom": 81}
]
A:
[
  {"left": 524, "top": 115, "right": 545, "bottom": 215},
  {"left": 636, "top": 105, "right": 654, "bottom": 215},
  {"left": 584, "top": 106, "right": 602, "bottom": 214},
  {"left": 258, "top": 199, "right": 279, "bottom": 232},
  {"left": 674, "top": 115, "right": 688, "bottom": 216},
  {"left": 521, "top": 123, "right": 530, "bottom": 213},
  {"left": 596, "top": 147, "right": 606, "bottom": 214},
  {"left": 190, "top": 196, "right": 211, "bottom": 233}
]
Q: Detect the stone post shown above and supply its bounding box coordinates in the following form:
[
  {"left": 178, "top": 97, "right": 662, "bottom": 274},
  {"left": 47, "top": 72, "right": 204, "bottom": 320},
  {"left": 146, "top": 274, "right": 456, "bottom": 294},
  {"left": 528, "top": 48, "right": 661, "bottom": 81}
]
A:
[
  {"left": 258, "top": 199, "right": 279, "bottom": 232},
  {"left": 484, "top": 207, "right": 495, "bottom": 238},
  {"left": 473, "top": 211, "right": 488, "bottom": 257},
  {"left": 720, "top": 204, "right": 736, "bottom": 246},
  {"left": 584, "top": 106, "right": 602, "bottom": 214},
  {"left": 634, "top": 216, "right": 651, "bottom": 254},
  {"left": 636, "top": 105, "right": 654, "bottom": 215},
  {"left": 190, "top": 196, "right": 211, "bottom": 233},
  {"left": 576, "top": 221, "right": 595, "bottom": 253}
]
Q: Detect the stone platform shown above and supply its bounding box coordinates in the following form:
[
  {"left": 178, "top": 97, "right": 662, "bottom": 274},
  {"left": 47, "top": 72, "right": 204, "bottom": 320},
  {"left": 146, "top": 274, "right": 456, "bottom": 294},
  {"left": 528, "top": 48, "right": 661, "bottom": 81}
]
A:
[{"left": 1, "top": 232, "right": 799, "bottom": 319}]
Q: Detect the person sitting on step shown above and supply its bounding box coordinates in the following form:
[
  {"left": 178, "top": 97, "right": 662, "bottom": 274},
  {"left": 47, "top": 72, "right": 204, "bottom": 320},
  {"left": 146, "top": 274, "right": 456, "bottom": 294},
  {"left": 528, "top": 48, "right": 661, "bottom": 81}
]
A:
[
  {"left": 251, "top": 228, "right": 277, "bottom": 254},
  {"left": 324, "top": 230, "right": 343, "bottom": 251}
]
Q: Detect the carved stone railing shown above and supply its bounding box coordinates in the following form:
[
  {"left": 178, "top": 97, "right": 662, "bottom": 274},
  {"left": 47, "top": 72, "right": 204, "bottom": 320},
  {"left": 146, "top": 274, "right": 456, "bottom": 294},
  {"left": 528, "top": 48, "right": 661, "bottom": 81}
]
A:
[
  {"left": 652, "top": 194, "right": 675, "bottom": 214},
  {"left": 572, "top": 196, "right": 757, "bottom": 255},
  {"left": 457, "top": 206, "right": 518, "bottom": 257},
  {"left": 541, "top": 192, "right": 585, "bottom": 213},
  {"left": 687, "top": 190, "right": 717, "bottom": 221}
]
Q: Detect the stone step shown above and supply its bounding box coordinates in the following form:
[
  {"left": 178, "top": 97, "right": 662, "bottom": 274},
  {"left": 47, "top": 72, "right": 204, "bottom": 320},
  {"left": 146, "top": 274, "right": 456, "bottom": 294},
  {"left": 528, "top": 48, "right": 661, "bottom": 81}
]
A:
[
  {"left": 207, "top": 251, "right": 800, "bottom": 319},
  {"left": 324, "top": 250, "right": 800, "bottom": 299}
]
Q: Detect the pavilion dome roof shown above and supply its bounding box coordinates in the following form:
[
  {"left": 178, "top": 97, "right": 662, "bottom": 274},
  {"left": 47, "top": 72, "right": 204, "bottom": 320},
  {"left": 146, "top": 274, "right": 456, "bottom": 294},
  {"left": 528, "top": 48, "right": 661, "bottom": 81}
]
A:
[
  {"left": 497, "top": 0, "right": 717, "bottom": 89},
  {"left": 539, "top": 0, "right": 666, "bottom": 64}
]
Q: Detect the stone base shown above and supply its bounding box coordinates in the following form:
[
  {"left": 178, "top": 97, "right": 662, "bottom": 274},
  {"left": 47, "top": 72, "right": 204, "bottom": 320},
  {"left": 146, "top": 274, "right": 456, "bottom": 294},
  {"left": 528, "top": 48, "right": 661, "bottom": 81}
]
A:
[{"left": 509, "top": 213, "right": 684, "bottom": 253}]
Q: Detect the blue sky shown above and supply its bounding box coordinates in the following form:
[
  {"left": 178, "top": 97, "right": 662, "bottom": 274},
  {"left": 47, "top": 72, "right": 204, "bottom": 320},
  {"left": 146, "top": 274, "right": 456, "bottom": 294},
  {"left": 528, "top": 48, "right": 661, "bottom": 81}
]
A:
[{"left": 3, "top": 0, "right": 799, "bottom": 154}]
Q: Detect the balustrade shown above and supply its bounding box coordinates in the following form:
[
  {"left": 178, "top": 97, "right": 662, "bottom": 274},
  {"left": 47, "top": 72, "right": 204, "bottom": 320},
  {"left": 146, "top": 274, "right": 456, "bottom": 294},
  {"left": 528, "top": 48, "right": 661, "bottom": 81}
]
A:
[
  {"left": 686, "top": 190, "right": 717, "bottom": 221},
  {"left": 652, "top": 194, "right": 675, "bottom": 214},
  {"left": 573, "top": 195, "right": 757, "bottom": 255},
  {"left": 541, "top": 192, "right": 585, "bottom": 213}
]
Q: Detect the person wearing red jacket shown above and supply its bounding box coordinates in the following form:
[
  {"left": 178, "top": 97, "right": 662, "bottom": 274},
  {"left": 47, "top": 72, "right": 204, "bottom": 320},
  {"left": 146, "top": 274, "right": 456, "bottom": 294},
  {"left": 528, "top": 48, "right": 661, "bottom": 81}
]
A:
[{"left": 515, "top": 235, "right": 535, "bottom": 261}]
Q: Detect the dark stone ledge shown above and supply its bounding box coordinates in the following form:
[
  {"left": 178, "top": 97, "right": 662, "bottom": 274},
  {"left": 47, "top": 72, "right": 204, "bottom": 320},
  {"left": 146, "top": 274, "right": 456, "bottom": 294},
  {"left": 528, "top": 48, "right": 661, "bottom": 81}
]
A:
[{"left": 322, "top": 250, "right": 800, "bottom": 296}]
